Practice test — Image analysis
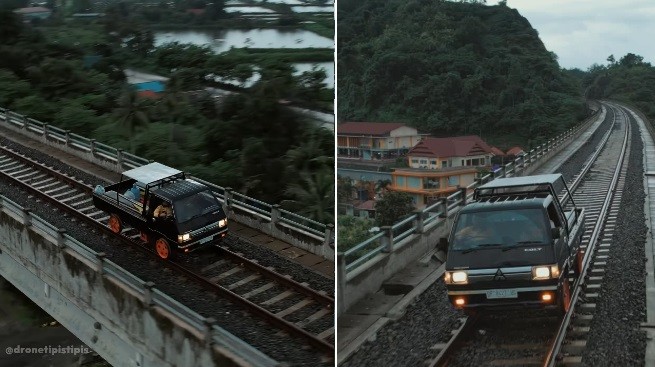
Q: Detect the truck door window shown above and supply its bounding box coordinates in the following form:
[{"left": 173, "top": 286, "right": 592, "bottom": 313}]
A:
[{"left": 547, "top": 203, "right": 562, "bottom": 228}]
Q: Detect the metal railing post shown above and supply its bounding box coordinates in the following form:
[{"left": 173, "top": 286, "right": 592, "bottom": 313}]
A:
[
  {"left": 56, "top": 229, "right": 67, "bottom": 249},
  {"left": 90, "top": 139, "right": 96, "bottom": 155},
  {"left": 414, "top": 210, "right": 425, "bottom": 234},
  {"left": 337, "top": 252, "right": 346, "bottom": 282},
  {"left": 117, "top": 149, "right": 124, "bottom": 168},
  {"left": 324, "top": 223, "right": 334, "bottom": 247},
  {"left": 65, "top": 130, "right": 71, "bottom": 146},
  {"left": 204, "top": 317, "right": 217, "bottom": 347},
  {"left": 143, "top": 281, "right": 155, "bottom": 306},
  {"left": 459, "top": 187, "right": 467, "bottom": 206},
  {"left": 95, "top": 252, "right": 106, "bottom": 273},
  {"left": 43, "top": 123, "right": 48, "bottom": 138},
  {"left": 380, "top": 226, "right": 393, "bottom": 253},
  {"left": 224, "top": 188, "right": 233, "bottom": 210},
  {"left": 440, "top": 198, "right": 449, "bottom": 218},
  {"left": 22, "top": 208, "right": 31, "bottom": 227},
  {"left": 271, "top": 204, "right": 281, "bottom": 224}
]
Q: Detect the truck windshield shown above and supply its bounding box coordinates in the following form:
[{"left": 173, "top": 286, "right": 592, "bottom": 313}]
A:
[
  {"left": 451, "top": 209, "right": 549, "bottom": 251},
  {"left": 174, "top": 191, "right": 221, "bottom": 223}
]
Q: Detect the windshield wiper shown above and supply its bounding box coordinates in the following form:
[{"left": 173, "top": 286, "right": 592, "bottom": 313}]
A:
[{"left": 461, "top": 243, "right": 504, "bottom": 254}]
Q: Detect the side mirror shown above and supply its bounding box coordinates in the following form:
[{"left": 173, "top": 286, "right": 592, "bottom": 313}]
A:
[{"left": 551, "top": 227, "right": 560, "bottom": 239}]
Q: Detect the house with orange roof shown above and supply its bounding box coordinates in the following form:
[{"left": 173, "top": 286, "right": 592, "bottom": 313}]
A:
[
  {"left": 389, "top": 135, "right": 495, "bottom": 208},
  {"left": 337, "top": 122, "right": 426, "bottom": 160}
]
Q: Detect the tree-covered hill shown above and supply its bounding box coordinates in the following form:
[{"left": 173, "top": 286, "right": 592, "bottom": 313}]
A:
[
  {"left": 583, "top": 53, "right": 655, "bottom": 122},
  {"left": 337, "top": 0, "right": 587, "bottom": 148}
]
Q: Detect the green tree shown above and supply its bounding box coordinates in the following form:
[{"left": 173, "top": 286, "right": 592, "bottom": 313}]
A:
[
  {"left": 283, "top": 168, "right": 334, "bottom": 223},
  {"left": 114, "top": 89, "right": 150, "bottom": 153},
  {"left": 337, "top": 215, "right": 375, "bottom": 251},
  {"left": 54, "top": 103, "right": 107, "bottom": 136},
  {"left": 0, "top": 70, "right": 30, "bottom": 106},
  {"left": 374, "top": 191, "right": 414, "bottom": 226}
]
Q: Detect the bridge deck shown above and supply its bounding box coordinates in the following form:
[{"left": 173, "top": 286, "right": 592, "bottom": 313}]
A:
[{"left": 0, "top": 125, "right": 333, "bottom": 279}]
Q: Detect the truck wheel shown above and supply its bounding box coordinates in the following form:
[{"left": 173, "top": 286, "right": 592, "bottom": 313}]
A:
[
  {"left": 155, "top": 238, "right": 172, "bottom": 260},
  {"left": 108, "top": 214, "right": 122, "bottom": 234},
  {"left": 558, "top": 277, "right": 572, "bottom": 316}
]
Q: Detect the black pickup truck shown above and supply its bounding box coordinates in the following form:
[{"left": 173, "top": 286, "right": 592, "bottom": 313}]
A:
[
  {"left": 443, "top": 173, "right": 585, "bottom": 315},
  {"left": 92, "top": 162, "right": 228, "bottom": 259}
]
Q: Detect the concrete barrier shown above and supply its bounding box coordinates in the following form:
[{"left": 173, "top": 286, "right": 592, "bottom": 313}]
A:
[{"left": 0, "top": 196, "right": 276, "bottom": 367}]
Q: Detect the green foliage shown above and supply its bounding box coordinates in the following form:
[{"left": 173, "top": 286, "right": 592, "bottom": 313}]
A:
[
  {"left": 0, "top": 69, "right": 30, "bottom": 106},
  {"left": 283, "top": 168, "right": 334, "bottom": 224},
  {"left": 54, "top": 103, "right": 109, "bottom": 136},
  {"left": 337, "top": 215, "right": 375, "bottom": 252},
  {"left": 337, "top": 0, "right": 585, "bottom": 146},
  {"left": 582, "top": 53, "right": 655, "bottom": 121},
  {"left": 0, "top": 12, "right": 334, "bottom": 224},
  {"left": 374, "top": 191, "right": 414, "bottom": 226}
]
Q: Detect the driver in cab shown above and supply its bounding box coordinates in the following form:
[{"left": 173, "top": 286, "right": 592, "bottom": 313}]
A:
[{"left": 154, "top": 202, "right": 173, "bottom": 219}]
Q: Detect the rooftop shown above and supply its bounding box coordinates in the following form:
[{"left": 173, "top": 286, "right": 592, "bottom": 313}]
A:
[
  {"left": 338, "top": 122, "right": 409, "bottom": 136},
  {"left": 408, "top": 135, "right": 494, "bottom": 158}
]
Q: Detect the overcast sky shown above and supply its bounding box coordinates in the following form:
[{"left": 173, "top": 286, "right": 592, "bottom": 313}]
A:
[{"left": 487, "top": 0, "right": 655, "bottom": 70}]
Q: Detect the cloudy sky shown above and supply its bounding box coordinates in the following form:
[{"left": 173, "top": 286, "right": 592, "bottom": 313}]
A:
[{"left": 487, "top": 0, "right": 655, "bottom": 70}]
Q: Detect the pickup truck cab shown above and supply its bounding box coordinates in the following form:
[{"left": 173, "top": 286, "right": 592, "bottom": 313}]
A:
[
  {"left": 92, "top": 162, "right": 228, "bottom": 259},
  {"left": 444, "top": 173, "right": 585, "bottom": 314}
]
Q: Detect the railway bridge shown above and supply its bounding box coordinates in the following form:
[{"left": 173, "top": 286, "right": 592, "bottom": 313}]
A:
[{"left": 0, "top": 108, "right": 334, "bottom": 367}]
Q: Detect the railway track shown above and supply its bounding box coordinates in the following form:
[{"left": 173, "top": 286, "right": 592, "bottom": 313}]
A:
[
  {"left": 429, "top": 102, "right": 631, "bottom": 366},
  {"left": 0, "top": 144, "right": 334, "bottom": 356}
]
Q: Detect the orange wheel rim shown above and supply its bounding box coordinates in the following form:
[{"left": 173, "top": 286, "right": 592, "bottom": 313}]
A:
[
  {"left": 109, "top": 216, "right": 120, "bottom": 233},
  {"left": 156, "top": 240, "right": 169, "bottom": 259}
]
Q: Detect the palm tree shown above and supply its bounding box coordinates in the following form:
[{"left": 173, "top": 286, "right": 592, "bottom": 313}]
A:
[
  {"left": 283, "top": 168, "right": 334, "bottom": 224},
  {"left": 115, "top": 89, "right": 149, "bottom": 153},
  {"left": 285, "top": 128, "right": 333, "bottom": 174}
]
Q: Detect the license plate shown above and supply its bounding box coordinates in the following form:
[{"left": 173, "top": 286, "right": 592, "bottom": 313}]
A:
[
  {"left": 199, "top": 236, "right": 213, "bottom": 244},
  {"left": 486, "top": 289, "right": 518, "bottom": 299}
]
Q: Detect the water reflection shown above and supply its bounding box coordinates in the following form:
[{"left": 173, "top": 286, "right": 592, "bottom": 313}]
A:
[{"left": 154, "top": 29, "right": 333, "bottom": 52}]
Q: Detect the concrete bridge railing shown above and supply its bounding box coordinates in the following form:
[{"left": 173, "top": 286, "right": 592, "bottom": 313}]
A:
[
  {"left": 0, "top": 194, "right": 277, "bottom": 367},
  {"left": 337, "top": 106, "right": 602, "bottom": 315},
  {"left": 0, "top": 108, "right": 334, "bottom": 261}
]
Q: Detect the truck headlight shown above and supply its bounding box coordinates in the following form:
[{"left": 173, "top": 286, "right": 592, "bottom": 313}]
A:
[
  {"left": 219, "top": 219, "right": 227, "bottom": 227},
  {"left": 178, "top": 233, "right": 191, "bottom": 243},
  {"left": 532, "top": 265, "right": 558, "bottom": 280},
  {"left": 445, "top": 271, "right": 468, "bottom": 284}
]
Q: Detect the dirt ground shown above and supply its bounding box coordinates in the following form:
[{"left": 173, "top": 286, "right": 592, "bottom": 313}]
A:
[{"left": 0, "top": 277, "right": 108, "bottom": 367}]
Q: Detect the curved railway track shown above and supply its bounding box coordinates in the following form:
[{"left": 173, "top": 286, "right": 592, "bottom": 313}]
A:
[
  {"left": 0, "top": 145, "right": 334, "bottom": 356},
  {"left": 429, "top": 102, "right": 631, "bottom": 366}
]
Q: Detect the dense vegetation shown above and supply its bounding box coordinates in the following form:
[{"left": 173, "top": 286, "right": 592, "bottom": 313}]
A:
[
  {"left": 582, "top": 53, "right": 655, "bottom": 122},
  {"left": 0, "top": 11, "right": 334, "bottom": 223},
  {"left": 337, "top": 0, "right": 587, "bottom": 149}
]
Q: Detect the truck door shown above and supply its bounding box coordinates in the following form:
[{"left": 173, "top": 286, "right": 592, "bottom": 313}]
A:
[
  {"left": 547, "top": 202, "right": 568, "bottom": 260},
  {"left": 149, "top": 197, "right": 176, "bottom": 240}
]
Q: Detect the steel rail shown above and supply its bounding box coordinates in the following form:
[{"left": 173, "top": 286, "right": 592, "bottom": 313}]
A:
[{"left": 543, "top": 104, "right": 630, "bottom": 366}]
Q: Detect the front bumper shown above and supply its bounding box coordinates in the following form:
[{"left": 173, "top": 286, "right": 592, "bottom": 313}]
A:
[
  {"left": 177, "top": 227, "right": 228, "bottom": 252},
  {"left": 448, "top": 285, "right": 560, "bottom": 310}
]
